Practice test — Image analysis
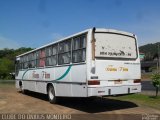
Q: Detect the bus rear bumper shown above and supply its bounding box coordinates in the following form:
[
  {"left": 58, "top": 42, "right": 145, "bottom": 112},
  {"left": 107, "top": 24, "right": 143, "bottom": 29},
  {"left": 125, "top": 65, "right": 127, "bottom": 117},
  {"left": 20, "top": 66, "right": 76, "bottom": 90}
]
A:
[{"left": 87, "top": 84, "right": 141, "bottom": 97}]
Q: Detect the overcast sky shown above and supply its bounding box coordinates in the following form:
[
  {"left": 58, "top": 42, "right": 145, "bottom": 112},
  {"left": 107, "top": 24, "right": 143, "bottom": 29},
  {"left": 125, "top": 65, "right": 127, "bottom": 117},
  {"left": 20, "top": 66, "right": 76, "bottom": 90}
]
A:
[{"left": 0, "top": 0, "right": 160, "bottom": 49}]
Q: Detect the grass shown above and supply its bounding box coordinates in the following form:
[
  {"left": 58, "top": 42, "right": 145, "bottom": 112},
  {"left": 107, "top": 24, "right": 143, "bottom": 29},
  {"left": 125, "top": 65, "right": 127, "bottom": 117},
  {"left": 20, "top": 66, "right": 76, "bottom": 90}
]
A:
[
  {"left": 0, "top": 80, "right": 15, "bottom": 88},
  {"left": 141, "top": 73, "right": 151, "bottom": 80},
  {"left": 141, "top": 68, "right": 160, "bottom": 80},
  {"left": 109, "top": 94, "right": 160, "bottom": 110}
]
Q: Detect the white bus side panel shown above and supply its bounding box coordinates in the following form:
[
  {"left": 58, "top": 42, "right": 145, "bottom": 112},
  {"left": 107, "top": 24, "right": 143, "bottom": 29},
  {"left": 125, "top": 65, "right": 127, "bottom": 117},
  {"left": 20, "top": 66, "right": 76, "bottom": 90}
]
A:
[
  {"left": 54, "top": 64, "right": 87, "bottom": 97},
  {"left": 16, "top": 64, "right": 87, "bottom": 97},
  {"left": 70, "top": 64, "right": 87, "bottom": 97}
]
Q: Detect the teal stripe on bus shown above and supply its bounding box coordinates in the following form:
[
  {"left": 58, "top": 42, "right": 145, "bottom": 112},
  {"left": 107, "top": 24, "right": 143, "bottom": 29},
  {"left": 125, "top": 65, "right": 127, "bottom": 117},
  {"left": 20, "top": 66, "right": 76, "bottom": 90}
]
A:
[
  {"left": 22, "top": 69, "right": 29, "bottom": 80},
  {"left": 55, "top": 65, "right": 72, "bottom": 81},
  {"left": 21, "top": 65, "right": 72, "bottom": 81}
]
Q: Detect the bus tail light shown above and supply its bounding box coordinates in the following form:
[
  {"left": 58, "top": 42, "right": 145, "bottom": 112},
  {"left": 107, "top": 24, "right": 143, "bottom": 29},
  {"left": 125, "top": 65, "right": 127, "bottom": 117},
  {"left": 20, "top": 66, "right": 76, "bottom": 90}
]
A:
[
  {"left": 134, "top": 79, "right": 141, "bottom": 83},
  {"left": 88, "top": 80, "right": 100, "bottom": 85}
]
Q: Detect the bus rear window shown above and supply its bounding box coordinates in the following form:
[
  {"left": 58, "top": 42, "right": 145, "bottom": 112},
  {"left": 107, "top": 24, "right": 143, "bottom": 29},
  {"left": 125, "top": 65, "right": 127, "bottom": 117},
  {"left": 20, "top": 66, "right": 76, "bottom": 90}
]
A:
[{"left": 95, "top": 33, "right": 137, "bottom": 59}]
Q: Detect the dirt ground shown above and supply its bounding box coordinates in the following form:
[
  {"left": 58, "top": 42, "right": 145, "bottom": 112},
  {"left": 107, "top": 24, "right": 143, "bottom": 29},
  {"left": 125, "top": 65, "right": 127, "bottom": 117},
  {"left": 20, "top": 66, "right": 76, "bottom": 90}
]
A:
[{"left": 0, "top": 83, "right": 160, "bottom": 120}]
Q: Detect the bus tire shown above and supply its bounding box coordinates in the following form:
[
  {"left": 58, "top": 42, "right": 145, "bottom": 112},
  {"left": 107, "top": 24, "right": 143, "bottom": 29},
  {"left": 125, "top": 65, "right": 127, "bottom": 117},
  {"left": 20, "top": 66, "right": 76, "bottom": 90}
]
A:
[
  {"left": 19, "top": 82, "right": 27, "bottom": 94},
  {"left": 48, "top": 85, "right": 57, "bottom": 104}
]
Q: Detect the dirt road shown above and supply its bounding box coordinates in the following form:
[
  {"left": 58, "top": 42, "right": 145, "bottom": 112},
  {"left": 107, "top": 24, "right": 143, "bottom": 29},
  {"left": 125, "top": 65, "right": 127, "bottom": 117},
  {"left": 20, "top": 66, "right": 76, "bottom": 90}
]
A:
[{"left": 0, "top": 83, "right": 159, "bottom": 115}]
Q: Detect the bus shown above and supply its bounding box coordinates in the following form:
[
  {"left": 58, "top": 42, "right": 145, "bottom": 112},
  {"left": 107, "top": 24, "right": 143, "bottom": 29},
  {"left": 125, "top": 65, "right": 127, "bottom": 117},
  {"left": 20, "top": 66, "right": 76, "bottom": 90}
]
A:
[{"left": 15, "top": 28, "right": 141, "bottom": 103}]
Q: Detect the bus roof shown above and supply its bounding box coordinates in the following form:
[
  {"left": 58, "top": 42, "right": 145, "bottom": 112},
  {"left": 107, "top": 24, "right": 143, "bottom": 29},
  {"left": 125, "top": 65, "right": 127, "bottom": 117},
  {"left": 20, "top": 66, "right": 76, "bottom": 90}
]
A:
[{"left": 16, "top": 28, "right": 135, "bottom": 58}]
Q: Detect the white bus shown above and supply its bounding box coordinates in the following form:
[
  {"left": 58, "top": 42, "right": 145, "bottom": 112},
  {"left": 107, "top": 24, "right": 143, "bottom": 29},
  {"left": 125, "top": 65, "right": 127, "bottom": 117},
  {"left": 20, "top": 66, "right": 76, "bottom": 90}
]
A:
[{"left": 15, "top": 28, "right": 141, "bottom": 103}]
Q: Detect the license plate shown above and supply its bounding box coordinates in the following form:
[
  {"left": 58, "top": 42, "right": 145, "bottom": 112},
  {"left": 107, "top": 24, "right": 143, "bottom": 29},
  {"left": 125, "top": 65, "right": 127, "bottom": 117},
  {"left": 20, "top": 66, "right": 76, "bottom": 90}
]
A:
[{"left": 114, "top": 80, "right": 122, "bottom": 84}]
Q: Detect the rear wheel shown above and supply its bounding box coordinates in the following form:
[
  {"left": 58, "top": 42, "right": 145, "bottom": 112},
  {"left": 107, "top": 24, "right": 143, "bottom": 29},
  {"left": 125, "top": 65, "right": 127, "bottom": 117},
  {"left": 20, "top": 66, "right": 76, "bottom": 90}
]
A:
[
  {"left": 19, "top": 81, "right": 27, "bottom": 94},
  {"left": 48, "top": 85, "right": 57, "bottom": 104}
]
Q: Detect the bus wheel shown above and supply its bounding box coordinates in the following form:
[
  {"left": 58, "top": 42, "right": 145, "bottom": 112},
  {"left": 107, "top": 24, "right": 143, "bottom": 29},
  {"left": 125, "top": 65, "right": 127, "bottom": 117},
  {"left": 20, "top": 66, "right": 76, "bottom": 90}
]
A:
[
  {"left": 19, "top": 82, "right": 26, "bottom": 94},
  {"left": 19, "top": 82, "right": 23, "bottom": 92},
  {"left": 48, "top": 85, "right": 57, "bottom": 104}
]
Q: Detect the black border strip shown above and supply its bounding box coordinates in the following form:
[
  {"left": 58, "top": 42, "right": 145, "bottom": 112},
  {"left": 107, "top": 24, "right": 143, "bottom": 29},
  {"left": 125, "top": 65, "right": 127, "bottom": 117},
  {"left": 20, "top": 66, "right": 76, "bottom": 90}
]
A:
[
  {"left": 95, "top": 31, "right": 135, "bottom": 38},
  {"left": 16, "top": 79, "right": 86, "bottom": 85}
]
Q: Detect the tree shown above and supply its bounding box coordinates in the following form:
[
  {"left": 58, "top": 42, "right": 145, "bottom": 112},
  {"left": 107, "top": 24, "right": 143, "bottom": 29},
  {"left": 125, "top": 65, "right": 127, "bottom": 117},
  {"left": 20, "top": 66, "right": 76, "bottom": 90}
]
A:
[
  {"left": 151, "top": 73, "right": 160, "bottom": 97},
  {"left": 139, "top": 42, "right": 160, "bottom": 61},
  {"left": 0, "top": 58, "right": 14, "bottom": 79},
  {"left": 0, "top": 47, "right": 33, "bottom": 80}
]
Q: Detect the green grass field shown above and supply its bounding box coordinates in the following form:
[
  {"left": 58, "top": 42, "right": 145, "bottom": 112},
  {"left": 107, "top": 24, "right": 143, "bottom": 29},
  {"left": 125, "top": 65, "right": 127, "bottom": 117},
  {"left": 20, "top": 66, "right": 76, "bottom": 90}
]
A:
[{"left": 109, "top": 94, "right": 160, "bottom": 110}]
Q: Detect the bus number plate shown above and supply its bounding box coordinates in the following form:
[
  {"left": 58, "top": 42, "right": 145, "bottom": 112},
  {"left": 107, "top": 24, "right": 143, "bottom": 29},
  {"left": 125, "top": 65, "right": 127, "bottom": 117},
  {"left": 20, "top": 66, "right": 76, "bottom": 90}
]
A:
[{"left": 114, "top": 80, "right": 122, "bottom": 84}]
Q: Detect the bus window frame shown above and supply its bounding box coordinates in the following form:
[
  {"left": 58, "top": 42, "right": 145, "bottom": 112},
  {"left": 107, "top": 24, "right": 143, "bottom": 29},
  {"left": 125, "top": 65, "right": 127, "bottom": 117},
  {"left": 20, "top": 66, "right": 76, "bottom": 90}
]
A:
[
  {"left": 72, "top": 34, "right": 86, "bottom": 63},
  {"left": 58, "top": 39, "right": 71, "bottom": 65}
]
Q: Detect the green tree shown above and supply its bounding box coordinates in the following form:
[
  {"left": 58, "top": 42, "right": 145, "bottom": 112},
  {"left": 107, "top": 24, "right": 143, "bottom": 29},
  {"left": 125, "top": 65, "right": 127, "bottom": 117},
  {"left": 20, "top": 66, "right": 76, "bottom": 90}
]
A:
[
  {"left": 0, "top": 47, "right": 33, "bottom": 80},
  {"left": 151, "top": 73, "right": 160, "bottom": 97},
  {"left": 139, "top": 42, "right": 160, "bottom": 61},
  {"left": 0, "top": 58, "right": 14, "bottom": 79}
]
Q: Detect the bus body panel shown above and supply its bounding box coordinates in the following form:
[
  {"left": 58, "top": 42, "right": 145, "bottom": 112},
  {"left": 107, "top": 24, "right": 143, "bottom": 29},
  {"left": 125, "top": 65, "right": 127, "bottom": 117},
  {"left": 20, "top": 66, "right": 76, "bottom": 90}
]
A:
[
  {"left": 95, "top": 60, "right": 141, "bottom": 81},
  {"left": 87, "top": 85, "right": 141, "bottom": 96},
  {"left": 16, "top": 64, "right": 87, "bottom": 97}
]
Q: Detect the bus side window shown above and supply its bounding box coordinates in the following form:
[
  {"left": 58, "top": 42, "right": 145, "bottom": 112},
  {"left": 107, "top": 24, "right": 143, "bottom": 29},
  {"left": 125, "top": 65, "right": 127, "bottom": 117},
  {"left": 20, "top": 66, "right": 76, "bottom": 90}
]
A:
[
  {"left": 72, "top": 35, "right": 86, "bottom": 63},
  {"left": 36, "top": 51, "right": 40, "bottom": 67},
  {"left": 39, "top": 49, "right": 46, "bottom": 67},
  {"left": 29, "top": 52, "right": 36, "bottom": 68},
  {"left": 24, "top": 62, "right": 28, "bottom": 69},
  {"left": 46, "top": 46, "right": 53, "bottom": 66},
  {"left": 28, "top": 53, "right": 33, "bottom": 68},
  {"left": 15, "top": 60, "right": 20, "bottom": 76},
  {"left": 23, "top": 55, "right": 29, "bottom": 69},
  {"left": 58, "top": 40, "right": 71, "bottom": 65},
  {"left": 52, "top": 45, "right": 57, "bottom": 65},
  {"left": 20, "top": 56, "right": 23, "bottom": 69}
]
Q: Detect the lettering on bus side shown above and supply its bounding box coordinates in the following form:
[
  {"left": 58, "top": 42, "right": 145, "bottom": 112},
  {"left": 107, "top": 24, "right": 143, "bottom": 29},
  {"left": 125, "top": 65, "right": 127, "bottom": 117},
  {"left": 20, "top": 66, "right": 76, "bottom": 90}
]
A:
[
  {"left": 118, "top": 67, "right": 128, "bottom": 72},
  {"left": 32, "top": 71, "right": 39, "bottom": 78},
  {"left": 42, "top": 71, "right": 50, "bottom": 79},
  {"left": 99, "top": 51, "right": 132, "bottom": 57},
  {"left": 32, "top": 71, "right": 51, "bottom": 79},
  {"left": 105, "top": 65, "right": 128, "bottom": 72},
  {"left": 105, "top": 65, "right": 117, "bottom": 71}
]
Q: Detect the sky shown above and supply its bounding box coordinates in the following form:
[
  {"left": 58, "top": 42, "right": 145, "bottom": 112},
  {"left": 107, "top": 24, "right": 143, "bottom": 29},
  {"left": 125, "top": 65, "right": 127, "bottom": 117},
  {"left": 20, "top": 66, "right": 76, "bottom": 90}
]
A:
[{"left": 0, "top": 0, "right": 160, "bottom": 49}]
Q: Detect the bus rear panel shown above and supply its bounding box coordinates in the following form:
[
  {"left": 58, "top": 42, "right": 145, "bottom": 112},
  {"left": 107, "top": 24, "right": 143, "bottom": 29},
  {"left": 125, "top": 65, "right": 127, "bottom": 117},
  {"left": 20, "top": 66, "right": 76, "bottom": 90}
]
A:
[{"left": 87, "top": 29, "right": 141, "bottom": 97}]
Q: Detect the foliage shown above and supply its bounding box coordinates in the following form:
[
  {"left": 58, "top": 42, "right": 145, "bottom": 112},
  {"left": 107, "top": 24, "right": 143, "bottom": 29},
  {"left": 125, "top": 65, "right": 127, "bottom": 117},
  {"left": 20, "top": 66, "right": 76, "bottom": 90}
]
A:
[
  {"left": 0, "top": 47, "right": 33, "bottom": 80},
  {"left": 151, "top": 73, "right": 160, "bottom": 97},
  {"left": 139, "top": 42, "right": 160, "bottom": 61},
  {"left": 0, "top": 58, "right": 14, "bottom": 79}
]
